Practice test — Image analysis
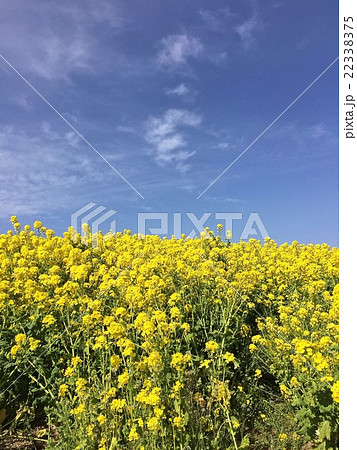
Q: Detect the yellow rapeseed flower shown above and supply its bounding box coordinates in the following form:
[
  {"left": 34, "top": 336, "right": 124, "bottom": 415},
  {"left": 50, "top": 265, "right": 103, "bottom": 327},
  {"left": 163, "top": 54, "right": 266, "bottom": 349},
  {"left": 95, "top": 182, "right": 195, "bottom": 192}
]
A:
[
  {"left": 205, "top": 340, "right": 219, "bottom": 354},
  {"left": 222, "top": 352, "right": 235, "bottom": 363},
  {"left": 58, "top": 384, "right": 69, "bottom": 397},
  {"left": 97, "top": 414, "right": 106, "bottom": 425},
  {"left": 147, "top": 416, "right": 160, "bottom": 432}
]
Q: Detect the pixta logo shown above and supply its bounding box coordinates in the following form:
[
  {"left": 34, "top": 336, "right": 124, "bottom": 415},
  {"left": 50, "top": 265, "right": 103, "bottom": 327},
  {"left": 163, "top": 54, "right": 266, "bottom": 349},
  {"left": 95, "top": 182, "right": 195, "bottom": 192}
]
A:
[
  {"left": 138, "top": 212, "right": 269, "bottom": 239},
  {"left": 71, "top": 204, "right": 270, "bottom": 244},
  {"left": 71, "top": 202, "right": 117, "bottom": 247}
]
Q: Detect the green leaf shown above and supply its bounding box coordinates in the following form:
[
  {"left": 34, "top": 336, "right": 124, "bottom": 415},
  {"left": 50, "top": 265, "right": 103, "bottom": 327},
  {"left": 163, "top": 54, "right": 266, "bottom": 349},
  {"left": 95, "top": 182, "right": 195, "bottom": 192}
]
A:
[
  {"left": 319, "top": 420, "right": 331, "bottom": 441},
  {"left": 238, "top": 435, "right": 250, "bottom": 449},
  {"left": 233, "top": 359, "right": 240, "bottom": 369}
]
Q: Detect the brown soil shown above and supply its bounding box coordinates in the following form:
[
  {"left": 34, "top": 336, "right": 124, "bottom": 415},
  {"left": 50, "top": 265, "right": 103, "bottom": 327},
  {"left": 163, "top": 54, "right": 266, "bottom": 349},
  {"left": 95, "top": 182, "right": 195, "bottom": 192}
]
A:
[{"left": 0, "top": 437, "right": 46, "bottom": 450}]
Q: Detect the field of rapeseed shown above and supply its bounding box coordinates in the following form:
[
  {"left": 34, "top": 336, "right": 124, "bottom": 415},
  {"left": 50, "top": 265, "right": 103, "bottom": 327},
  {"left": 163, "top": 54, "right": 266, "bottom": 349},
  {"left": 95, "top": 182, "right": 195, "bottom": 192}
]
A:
[{"left": 0, "top": 217, "right": 339, "bottom": 449}]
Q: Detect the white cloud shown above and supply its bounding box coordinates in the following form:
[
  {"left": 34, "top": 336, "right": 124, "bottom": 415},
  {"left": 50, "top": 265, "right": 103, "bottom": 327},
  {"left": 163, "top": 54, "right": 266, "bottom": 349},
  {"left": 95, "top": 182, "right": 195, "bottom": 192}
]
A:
[
  {"left": 270, "top": 121, "right": 331, "bottom": 143},
  {"left": 84, "top": 0, "right": 123, "bottom": 29},
  {"left": 165, "top": 83, "right": 190, "bottom": 96},
  {"left": 236, "top": 15, "right": 261, "bottom": 50},
  {"left": 0, "top": 124, "right": 107, "bottom": 216},
  {"left": 199, "top": 8, "right": 236, "bottom": 32},
  {"left": 117, "top": 125, "right": 136, "bottom": 134},
  {"left": 157, "top": 34, "right": 203, "bottom": 67},
  {"left": 180, "top": 183, "right": 196, "bottom": 193},
  {"left": 145, "top": 109, "right": 202, "bottom": 170},
  {"left": 261, "top": 121, "right": 337, "bottom": 164},
  {"left": 65, "top": 131, "right": 81, "bottom": 147},
  {"left": 157, "top": 134, "right": 186, "bottom": 153},
  {"left": 41, "top": 121, "right": 53, "bottom": 135},
  {"left": 36, "top": 36, "right": 91, "bottom": 80},
  {"left": 307, "top": 123, "right": 329, "bottom": 139},
  {"left": 200, "top": 8, "right": 261, "bottom": 53},
  {"left": 0, "top": 0, "right": 123, "bottom": 82},
  {"left": 199, "top": 10, "right": 223, "bottom": 32},
  {"left": 16, "top": 95, "right": 33, "bottom": 111},
  {"left": 206, "top": 195, "right": 246, "bottom": 204}
]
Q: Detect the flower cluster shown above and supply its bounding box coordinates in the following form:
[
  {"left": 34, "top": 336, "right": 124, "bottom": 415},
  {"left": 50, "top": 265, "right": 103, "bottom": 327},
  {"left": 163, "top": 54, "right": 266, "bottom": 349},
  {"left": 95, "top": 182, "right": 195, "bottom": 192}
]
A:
[{"left": 0, "top": 220, "right": 339, "bottom": 449}]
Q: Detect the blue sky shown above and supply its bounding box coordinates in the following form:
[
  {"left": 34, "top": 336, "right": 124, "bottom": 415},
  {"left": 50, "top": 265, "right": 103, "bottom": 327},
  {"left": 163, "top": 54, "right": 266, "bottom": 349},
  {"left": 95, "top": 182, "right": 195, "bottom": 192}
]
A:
[{"left": 0, "top": 0, "right": 338, "bottom": 245}]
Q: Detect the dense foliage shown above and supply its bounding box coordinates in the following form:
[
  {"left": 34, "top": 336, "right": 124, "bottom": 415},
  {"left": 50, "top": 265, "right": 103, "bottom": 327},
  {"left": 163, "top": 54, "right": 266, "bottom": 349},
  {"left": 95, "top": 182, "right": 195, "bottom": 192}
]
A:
[{"left": 0, "top": 218, "right": 339, "bottom": 449}]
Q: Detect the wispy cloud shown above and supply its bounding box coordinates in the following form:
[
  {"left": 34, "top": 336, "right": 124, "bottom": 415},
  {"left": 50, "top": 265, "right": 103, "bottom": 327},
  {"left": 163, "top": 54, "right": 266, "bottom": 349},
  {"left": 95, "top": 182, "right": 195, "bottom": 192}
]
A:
[
  {"left": 65, "top": 131, "right": 81, "bottom": 147},
  {"left": 235, "top": 14, "right": 261, "bottom": 50},
  {"left": 15, "top": 94, "right": 33, "bottom": 111},
  {"left": 270, "top": 121, "right": 333, "bottom": 143},
  {"left": 84, "top": 0, "right": 123, "bottom": 29},
  {"left": 199, "top": 8, "right": 236, "bottom": 32},
  {"left": 0, "top": 124, "right": 109, "bottom": 216},
  {"left": 0, "top": 0, "right": 123, "bottom": 82},
  {"left": 216, "top": 142, "right": 229, "bottom": 149},
  {"left": 205, "top": 195, "right": 246, "bottom": 204},
  {"left": 307, "top": 123, "right": 330, "bottom": 139},
  {"left": 117, "top": 125, "right": 136, "bottom": 134},
  {"left": 157, "top": 34, "right": 203, "bottom": 67},
  {"left": 165, "top": 83, "right": 190, "bottom": 97},
  {"left": 145, "top": 109, "right": 202, "bottom": 171},
  {"left": 261, "top": 120, "right": 337, "bottom": 163}
]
